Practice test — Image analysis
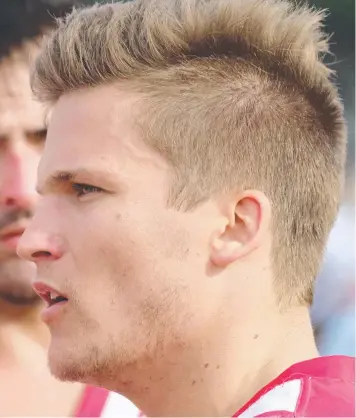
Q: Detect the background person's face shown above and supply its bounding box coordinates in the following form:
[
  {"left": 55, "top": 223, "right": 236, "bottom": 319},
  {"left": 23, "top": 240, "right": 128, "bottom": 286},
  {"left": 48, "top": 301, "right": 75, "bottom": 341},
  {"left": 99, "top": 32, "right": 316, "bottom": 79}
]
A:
[
  {"left": 0, "top": 55, "right": 45, "bottom": 304},
  {"left": 18, "top": 86, "right": 223, "bottom": 386}
]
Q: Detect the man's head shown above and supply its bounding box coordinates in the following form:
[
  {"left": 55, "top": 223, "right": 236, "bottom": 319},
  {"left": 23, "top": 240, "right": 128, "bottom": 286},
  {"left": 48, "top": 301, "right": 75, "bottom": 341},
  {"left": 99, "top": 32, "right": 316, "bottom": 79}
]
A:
[
  {"left": 0, "top": 39, "right": 45, "bottom": 305},
  {"left": 18, "top": 0, "right": 346, "bottom": 387},
  {"left": 0, "top": 1, "right": 81, "bottom": 306}
]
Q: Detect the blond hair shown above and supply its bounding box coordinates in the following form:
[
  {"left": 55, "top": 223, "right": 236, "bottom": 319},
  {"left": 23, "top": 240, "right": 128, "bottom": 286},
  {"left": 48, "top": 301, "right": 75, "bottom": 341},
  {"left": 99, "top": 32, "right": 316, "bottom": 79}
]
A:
[{"left": 31, "top": 0, "right": 346, "bottom": 305}]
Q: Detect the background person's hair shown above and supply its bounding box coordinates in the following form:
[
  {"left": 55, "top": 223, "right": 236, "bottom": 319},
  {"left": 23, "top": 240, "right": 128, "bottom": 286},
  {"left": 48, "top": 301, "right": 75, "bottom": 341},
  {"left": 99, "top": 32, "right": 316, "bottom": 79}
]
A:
[
  {"left": 31, "top": 0, "right": 346, "bottom": 306},
  {"left": 0, "top": 0, "right": 84, "bottom": 59}
]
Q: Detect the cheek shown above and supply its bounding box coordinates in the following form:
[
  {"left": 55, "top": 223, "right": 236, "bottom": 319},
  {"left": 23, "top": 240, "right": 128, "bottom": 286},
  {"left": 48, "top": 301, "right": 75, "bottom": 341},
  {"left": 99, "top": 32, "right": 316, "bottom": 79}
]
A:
[
  {"left": 71, "top": 211, "right": 173, "bottom": 307},
  {"left": 65, "top": 209, "right": 155, "bottom": 310},
  {"left": 65, "top": 207, "right": 218, "bottom": 343},
  {"left": 67, "top": 202, "right": 208, "bottom": 310}
]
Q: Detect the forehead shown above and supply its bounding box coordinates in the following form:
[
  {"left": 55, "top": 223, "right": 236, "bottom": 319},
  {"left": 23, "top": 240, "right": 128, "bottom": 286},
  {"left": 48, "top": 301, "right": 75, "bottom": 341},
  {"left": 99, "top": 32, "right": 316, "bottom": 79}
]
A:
[
  {"left": 0, "top": 57, "right": 46, "bottom": 133},
  {"left": 40, "top": 85, "right": 167, "bottom": 181}
]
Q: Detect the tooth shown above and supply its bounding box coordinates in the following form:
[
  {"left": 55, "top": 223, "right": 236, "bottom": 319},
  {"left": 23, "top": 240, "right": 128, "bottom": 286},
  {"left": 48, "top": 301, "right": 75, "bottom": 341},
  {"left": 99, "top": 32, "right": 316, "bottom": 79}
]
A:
[{"left": 50, "top": 291, "right": 60, "bottom": 300}]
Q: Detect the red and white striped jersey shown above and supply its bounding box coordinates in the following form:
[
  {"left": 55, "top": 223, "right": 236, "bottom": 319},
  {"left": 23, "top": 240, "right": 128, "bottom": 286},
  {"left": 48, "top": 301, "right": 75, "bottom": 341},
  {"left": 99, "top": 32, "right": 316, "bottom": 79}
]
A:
[
  {"left": 74, "top": 386, "right": 139, "bottom": 417},
  {"left": 234, "top": 356, "right": 355, "bottom": 417}
]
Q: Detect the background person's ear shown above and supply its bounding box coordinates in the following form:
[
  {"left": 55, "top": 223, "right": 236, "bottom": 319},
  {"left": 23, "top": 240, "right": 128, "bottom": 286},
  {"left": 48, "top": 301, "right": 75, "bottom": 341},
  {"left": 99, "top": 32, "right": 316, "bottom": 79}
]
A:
[{"left": 209, "top": 191, "right": 271, "bottom": 268}]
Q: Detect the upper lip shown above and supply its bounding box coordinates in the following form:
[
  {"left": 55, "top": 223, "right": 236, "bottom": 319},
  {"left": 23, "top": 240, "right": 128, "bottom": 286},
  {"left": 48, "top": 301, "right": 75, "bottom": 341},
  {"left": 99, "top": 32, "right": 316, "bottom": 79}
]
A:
[
  {"left": 0, "top": 222, "right": 28, "bottom": 239},
  {"left": 32, "top": 281, "right": 69, "bottom": 304}
]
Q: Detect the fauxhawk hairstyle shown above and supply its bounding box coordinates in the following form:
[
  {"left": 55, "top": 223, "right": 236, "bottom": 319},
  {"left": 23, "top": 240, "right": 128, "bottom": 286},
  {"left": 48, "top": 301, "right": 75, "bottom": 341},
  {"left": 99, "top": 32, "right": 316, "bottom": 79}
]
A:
[{"left": 31, "top": 0, "right": 346, "bottom": 306}]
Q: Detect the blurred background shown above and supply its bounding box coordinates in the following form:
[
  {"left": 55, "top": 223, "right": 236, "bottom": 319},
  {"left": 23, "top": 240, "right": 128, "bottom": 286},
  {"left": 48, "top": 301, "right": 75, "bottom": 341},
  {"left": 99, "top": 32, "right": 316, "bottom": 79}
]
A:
[
  {"left": 307, "top": 0, "right": 355, "bottom": 357},
  {"left": 0, "top": 0, "right": 354, "bottom": 356}
]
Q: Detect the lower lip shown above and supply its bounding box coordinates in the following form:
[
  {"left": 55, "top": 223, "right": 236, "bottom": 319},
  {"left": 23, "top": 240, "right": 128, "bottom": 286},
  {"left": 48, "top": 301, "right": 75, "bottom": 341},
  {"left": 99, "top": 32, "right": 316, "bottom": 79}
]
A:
[
  {"left": 41, "top": 301, "right": 68, "bottom": 324},
  {"left": 0, "top": 234, "right": 22, "bottom": 250}
]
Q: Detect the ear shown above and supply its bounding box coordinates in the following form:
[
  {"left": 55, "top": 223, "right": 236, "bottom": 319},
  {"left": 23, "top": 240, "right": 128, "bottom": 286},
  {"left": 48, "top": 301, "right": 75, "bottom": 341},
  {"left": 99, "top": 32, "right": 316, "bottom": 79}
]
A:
[{"left": 210, "top": 191, "right": 271, "bottom": 268}]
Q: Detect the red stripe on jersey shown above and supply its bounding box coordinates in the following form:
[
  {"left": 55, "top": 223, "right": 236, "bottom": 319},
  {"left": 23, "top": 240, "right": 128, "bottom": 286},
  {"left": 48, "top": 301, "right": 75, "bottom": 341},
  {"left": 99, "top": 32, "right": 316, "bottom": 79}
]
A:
[
  {"left": 74, "top": 386, "right": 109, "bottom": 417},
  {"left": 234, "top": 356, "right": 355, "bottom": 417}
]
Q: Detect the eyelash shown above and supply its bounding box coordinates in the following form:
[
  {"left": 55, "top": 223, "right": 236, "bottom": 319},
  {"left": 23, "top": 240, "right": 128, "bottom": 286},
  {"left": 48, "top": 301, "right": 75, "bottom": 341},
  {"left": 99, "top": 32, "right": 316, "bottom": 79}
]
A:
[{"left": 72, "top": 183, "right": 103, "bottom": 197}]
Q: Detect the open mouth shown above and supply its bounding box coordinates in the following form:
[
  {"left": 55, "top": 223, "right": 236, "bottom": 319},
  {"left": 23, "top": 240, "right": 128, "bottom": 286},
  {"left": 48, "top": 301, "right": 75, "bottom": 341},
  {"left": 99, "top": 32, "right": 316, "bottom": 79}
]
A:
[
  {"left": 32, "top": 283, "right": 69, "bottom": 307},
  {"left": 46, "top": 292, "right": 68, "bottom": 307},
  {"left": 32, "top": 282, "right": 69, "bottom": 323}
]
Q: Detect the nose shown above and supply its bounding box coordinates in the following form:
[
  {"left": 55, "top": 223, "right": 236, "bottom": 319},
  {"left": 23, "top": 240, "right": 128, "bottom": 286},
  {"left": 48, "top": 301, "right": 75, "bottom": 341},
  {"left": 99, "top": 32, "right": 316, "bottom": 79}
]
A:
[
  {"left": 17, "top": 225, "right": 64, "bottom": 263},
  {"left": 0, "top": 139, "right": 39, "bottom": 210}
]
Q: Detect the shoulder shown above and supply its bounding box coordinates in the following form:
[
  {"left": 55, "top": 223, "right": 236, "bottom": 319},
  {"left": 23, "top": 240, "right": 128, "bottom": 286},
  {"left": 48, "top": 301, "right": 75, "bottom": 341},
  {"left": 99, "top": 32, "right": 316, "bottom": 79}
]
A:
[{"left": 236, "top": 356, "right": 355, "bottom": 417}]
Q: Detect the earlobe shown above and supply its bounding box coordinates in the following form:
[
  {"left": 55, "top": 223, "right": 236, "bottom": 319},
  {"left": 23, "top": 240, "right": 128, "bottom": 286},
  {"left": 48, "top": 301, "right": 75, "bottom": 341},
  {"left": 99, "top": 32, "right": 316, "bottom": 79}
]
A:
[
  {"left": 210, "top": 239, "right": 243, "bottom": 268},
  {"left": 209, "top": 191, "right": 271, "bottom": 268}
]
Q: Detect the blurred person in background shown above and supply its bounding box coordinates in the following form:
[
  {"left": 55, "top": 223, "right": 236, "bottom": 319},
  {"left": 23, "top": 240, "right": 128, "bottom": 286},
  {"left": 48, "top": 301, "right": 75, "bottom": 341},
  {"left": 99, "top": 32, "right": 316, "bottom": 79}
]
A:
[
  {"left": 17, "top": 0, "right": 355, "bottom": 416},
  {"left": 0, "top": 0, "right": 138, "bottom": 416}
]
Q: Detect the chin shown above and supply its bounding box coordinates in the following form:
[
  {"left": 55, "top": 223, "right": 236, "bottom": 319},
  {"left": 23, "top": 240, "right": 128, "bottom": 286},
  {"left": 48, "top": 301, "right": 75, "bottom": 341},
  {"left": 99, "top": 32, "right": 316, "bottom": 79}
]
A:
[
  {"left": 47, "top": 335, "right": 126, "bottom": 386},
  {"left": 48, "top": 333, "right": 96, "bottom": 380},
  {"left": 48, "top": 342, "right": 90, "bottom": 383}
]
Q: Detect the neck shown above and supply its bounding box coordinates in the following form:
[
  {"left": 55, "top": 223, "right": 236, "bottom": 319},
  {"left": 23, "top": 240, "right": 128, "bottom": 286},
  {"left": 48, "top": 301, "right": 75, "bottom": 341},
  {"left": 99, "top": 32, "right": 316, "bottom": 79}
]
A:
[{"left": 119, "top": 306, "right": 318, "bottom": 417}]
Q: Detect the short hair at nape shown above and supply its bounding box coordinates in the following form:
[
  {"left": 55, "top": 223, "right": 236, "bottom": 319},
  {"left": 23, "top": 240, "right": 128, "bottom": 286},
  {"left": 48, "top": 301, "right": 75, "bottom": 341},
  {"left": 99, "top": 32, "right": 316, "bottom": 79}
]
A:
[{"left": 32, "top": 0, "right": 347, "bottom": 307}]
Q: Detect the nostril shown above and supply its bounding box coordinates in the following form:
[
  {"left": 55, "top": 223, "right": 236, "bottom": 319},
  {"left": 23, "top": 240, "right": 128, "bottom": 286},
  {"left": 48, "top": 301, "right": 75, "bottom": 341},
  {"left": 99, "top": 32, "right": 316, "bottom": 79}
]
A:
[
  {"left": 5, "top": 197, "right": 16, "bottom": 206},
  {"left": 32, "top": 250, "right": 52, "bottom": 258}
]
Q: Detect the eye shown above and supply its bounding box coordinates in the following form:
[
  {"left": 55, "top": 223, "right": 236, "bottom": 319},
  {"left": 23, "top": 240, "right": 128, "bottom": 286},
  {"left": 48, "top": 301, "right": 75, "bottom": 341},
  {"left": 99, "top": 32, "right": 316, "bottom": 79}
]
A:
[
  {"left": 72, "top": 183, "right": 103, "bottom": 197},
  {"left": 27, "top": 129, "right": 47, "bottom": 145}
]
